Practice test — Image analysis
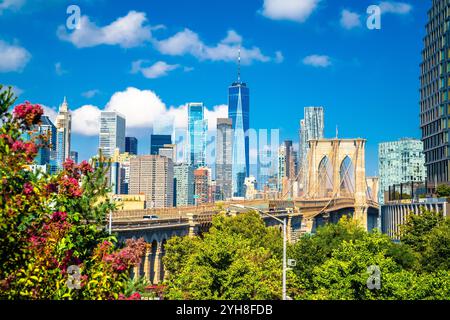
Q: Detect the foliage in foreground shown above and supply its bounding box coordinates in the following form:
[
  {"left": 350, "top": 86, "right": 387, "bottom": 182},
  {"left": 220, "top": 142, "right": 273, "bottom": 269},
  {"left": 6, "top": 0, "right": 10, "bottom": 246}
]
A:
[
  {"left": 0, "top": 85, "right": 146, "bottom": 299},
  {"left": 163, "top": 211, "right": 450, "bottom": 300}
]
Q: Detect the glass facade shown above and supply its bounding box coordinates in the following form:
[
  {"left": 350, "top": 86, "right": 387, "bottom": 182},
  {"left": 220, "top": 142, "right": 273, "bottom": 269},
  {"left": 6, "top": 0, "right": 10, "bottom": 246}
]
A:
[
  {"left": 378, "top": 139, "right": 427, "bottom": 204},
  {"left": 229, "top": 82, "right": 250, "bottom": 197},
  {"left": 99, "top": 111, "right": 126, "bottom": 158},
  {"left": 216, "top": 118, "right": 233, "bottom": 200},
  {"left": 420, "top": 0, "right": 450, "bottom": 187},
  {"left": 298, "top": 107, "right": 324, "bottom": 191},
  {"left": 150, "top": 134, "right": 171, "bottom": 155},
  {"left": 187, "top": 103, "right": 207, "bottom": 168},
  {"left": 125, "top": 137, "right": 138, "bottom": 155},
  {"left": 173, "top": 163, "right": 195, "bottom": 207}
]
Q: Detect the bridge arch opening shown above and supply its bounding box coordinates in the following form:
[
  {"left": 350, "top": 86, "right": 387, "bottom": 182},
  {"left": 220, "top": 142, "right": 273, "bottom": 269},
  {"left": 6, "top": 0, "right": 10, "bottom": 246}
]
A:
[
  {"left": 318, "top": 156, "right": 333, "bottom": 198},
  {"left": 340, "top": 156, "right": 355, "bottom": 197}
]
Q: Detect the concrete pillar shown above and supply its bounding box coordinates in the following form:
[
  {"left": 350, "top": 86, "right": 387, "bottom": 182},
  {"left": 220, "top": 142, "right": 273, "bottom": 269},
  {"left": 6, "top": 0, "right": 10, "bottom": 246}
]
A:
[
  {"left": 153, "top": 244, "right": 163, "bottom": 284},
  {"left": 143, "top": 247, "right": 152, "bottom": 282},
  {"left": 187, "top": 213, "right": 198, "bottom": 237},
  {"left": 354, "top": 206, "right": 368, "bottom": 230}
]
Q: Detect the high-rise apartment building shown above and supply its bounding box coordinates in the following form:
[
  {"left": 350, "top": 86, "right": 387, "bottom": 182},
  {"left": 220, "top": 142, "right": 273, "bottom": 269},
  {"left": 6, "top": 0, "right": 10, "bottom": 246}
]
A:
[
  {"left": 125, "top": 137, "right": 138, "bottom": 155},
  {"left": 99, "top": 111, "right": 126, "bottom": 158},
  {"left": 298, "top": 107, "right": 324, "bottom": 191},
  {"left": 420, "top": 0, "right": 450, "bottom": 188},
  {"left": 55, "top": 97, "right": 71, "bottom": 169},
  {"left": 150, "top": 134, "right": 172, "bottom": 155},
  {"left": 194, "top": 167, "right": 210, "bottom": 205},
  {"left": 188, "top": 103, "right": 207, "bottom": 168},
  {"left": 229, "top": 53, "right": 250, "bottom": 197},
  {"left": 159, "top": 144, "right": 177, "bottom": 162},
  {"left": 129, "top": 155, "right": 174, "bottom": 208},
  {"left": 378, "top": 139, "right": 427, "bottom": 203},
  {"left": 216, "top": 118, "right": 233, "bottom": 200},
  {"left": 173, "top": 163, "right": 195, "bottom": 207}
]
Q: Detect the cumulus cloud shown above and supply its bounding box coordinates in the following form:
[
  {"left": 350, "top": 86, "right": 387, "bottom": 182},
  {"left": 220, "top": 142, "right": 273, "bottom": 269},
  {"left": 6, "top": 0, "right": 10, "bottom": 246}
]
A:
[
  {"left": 261, "top": 0, "right": 321, "bottom": 23},
  {"left": 155, "top": 29, "right": 278, "bottom": 64},
  {"left": 340, "top": 9, "right": 361, "bottom": 30},
  {"left": 274, "top": 51, "right": 284, "bottom": 63},
  {"left": 302, "top": 54, "right": 331, "bottom": 68},
  {"left": 57, "top": 11, "right": 152, "bottom": 48},
  {"left": 0, "top": 40, "right": 31, "bottom": 72},
  {"left": 66, "top": 87, "right": 227, "bottom": 136},
  {"left": 379, "top": 2, "right": 412, "bottom": 15},
  {"left": 131, "top": 60, "right": 179, "bottom": 79},
  {"left": 0, "top": 0, "right": 25, "bottom": 13}
]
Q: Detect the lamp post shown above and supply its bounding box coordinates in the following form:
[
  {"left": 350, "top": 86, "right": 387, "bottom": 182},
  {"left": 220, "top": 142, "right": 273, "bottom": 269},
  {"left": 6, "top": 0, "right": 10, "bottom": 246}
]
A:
[{"left": 230, "top": 204, "right": 287, "bottom": 300}]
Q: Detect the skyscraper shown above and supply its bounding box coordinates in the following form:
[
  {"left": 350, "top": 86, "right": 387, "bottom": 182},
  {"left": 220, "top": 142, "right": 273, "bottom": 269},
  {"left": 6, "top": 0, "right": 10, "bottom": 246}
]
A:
[
  {"left": 159, "top": 144, "right": 176, "bottom": 161},
  {"left": 173, "top": 163, "right": 195, "bottom": 207},
  {"left": 298, "top": 107, "right": 324, "bottom": 192},
  {"left": 69, "top": 151, "right": 78, "bottom": 164},
  {"left": 420, "top": 0, "right": 450, "bottom": 189},
  {"left": 150, "top": 134, "right": 172, "bottom": 155},
  {"left": 229, "top": 52, "right": 250, "bottom": 197},
  {"left": 99, "top": 111, "right": 126, "bottom": 158},
  {"left": 194, "top": 167, "right": 210, "bottom": 205},
  {"left": 125, "top": 137, "right": 138, "bottom": 155},
  {"left": 187, "top": 103, "right": 207, "bottom": 168},
  {"left": 36, "top": 115, "right": 56, "bottom": 168},
  {"left": 378, "top": 139, "right": 427, "bottom": 204},
  {"left": 55, "top": 97, "right": 71, "bottom": 169},
  {"left": 129, "top": 155, "right": 174, "bottom": 208},
  {"left": 216, "top": 118, "right": 233, "bottom": 200}
]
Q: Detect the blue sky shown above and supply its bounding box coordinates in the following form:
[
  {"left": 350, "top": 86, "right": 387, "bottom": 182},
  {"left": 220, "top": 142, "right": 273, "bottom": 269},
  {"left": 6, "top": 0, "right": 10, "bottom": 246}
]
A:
[{"left": 0, "top": 0, "right": 429, "bottom": 176}]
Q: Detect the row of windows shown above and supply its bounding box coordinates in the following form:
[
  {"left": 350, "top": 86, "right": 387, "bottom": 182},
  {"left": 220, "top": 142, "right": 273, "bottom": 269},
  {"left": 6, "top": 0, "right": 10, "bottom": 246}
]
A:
[{"left": 425, "top": 145, "right": 448, "bottom": 163}]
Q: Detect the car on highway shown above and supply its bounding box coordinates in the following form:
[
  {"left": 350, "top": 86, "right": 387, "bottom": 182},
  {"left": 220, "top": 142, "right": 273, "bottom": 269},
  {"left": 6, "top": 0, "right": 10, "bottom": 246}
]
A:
[{"left": 143, "top": 215, "right": 159, "bottom": 220}]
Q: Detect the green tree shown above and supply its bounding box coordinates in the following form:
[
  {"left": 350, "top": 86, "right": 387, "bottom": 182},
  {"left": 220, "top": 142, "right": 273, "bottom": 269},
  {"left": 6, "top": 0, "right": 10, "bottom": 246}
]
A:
[
  {"left": 399, "top": 209, "right": 444, "bottom": 253},
  {"left": 436, "top": 184, "right": 450, "bottom": 197},
  {"left": 163, "top": 211, "right": 283, "bottom": 300},
  {"left": 420, "top": 219, "right": 450, "bottom": 272}
]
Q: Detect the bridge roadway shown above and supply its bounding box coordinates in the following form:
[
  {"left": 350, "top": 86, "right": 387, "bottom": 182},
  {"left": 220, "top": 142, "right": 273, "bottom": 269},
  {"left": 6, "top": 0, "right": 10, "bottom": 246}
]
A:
[{"left": 111, "top": 198, "right": 378, "bottom": 285}]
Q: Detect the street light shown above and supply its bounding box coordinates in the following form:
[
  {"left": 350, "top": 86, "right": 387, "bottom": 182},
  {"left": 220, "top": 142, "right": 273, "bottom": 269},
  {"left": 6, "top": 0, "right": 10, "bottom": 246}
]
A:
[{"left": 229, "top": 204, "right": 288, "bottom": 300}]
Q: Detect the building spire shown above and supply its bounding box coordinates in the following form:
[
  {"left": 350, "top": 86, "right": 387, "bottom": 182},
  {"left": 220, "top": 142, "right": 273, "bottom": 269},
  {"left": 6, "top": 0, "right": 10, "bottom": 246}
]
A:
[
  {"left": 336, "top": 125, "right": 339, "bottom": 139},
  {"left": 237, "top": 47, "right": 241, "bottom": 83},
  {"left": 60, "top": 96, "right": 68, "bottom": 112}
]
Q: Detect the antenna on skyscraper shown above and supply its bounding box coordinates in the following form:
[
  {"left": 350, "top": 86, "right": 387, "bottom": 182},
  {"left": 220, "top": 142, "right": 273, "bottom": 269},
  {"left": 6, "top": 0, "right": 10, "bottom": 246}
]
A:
[
  {"left": 336, "top": 125, "right": 339, "bottom": 139},
  {"left": 237, "top": 47, "right": 241, "bottom": 82}
]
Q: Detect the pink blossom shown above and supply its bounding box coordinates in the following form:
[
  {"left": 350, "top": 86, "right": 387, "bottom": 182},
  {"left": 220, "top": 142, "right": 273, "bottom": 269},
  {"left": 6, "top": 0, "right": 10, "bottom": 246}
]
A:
[
  {"left": 23, "top": 182, "right": 33, "bottom": 195},
  {"left": 13, "top": 102, "right": 44, "bottom": 126}
]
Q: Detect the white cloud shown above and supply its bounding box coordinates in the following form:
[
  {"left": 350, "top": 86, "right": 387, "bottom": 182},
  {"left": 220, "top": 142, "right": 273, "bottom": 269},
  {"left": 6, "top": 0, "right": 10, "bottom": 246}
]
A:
[
  {"left": 42, "top": 105, "right": 58, "bottom": 123},
  {"left": 131, "top": 60, "right": 179, "bottom": 79},
  {"left": 0, "top": 0, "right": 25, "bottom": 13},
  {"left": 65, "top": 87, "right": 227, "bottom": 137},
  {"left": 0, "top": 40, "right": 31, "bottom": 72},
  {"left": 55, "top": 62, "right": 67, "bottom": 76},
  {"left": 274, "top": 51, "right": 284, "bottom": 63},
  {"left": 379, "top": 2, "right": 412, "bottom": 15},
  {"left": 82, "top": 89, "right": 100, "bottom": 98},
  {"left": 302, "top": 54, "right": 331, "bottom": 67},
  {"left": 340, "top": 9, "right": 361, "bottom": 30},
  {"left": 155, "top": 29, "right": 275, "bottom": 64},
  {"left": 261, "top": 0, "right": 321, "bottom": 23},
  {"left": 57, "top": 11, "right": 152, "bottom": 48}
]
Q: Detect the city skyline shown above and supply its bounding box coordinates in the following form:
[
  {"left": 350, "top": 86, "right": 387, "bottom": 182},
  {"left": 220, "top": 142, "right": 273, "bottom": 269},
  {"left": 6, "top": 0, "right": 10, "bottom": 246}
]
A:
[{"left": 0, "top": 0, "right": 430, "bottom": 177}]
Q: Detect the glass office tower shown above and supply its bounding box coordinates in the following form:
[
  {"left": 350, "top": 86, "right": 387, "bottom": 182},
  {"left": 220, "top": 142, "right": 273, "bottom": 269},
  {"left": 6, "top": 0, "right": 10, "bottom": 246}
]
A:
[
  {"left": 188, "top": 103, "right": 207, "bottom": 168},
  {"left": 420, "top": 0, "right": 450, "bottom": 188},
  {"left": 99, "top": 111, "right": 126, "bottom": 158},
  {"left": 229, "top": 70, "right": 250, "bottom": 197},
  {"left": 150, "top": 134, "right": 171, "bottom": 155}
]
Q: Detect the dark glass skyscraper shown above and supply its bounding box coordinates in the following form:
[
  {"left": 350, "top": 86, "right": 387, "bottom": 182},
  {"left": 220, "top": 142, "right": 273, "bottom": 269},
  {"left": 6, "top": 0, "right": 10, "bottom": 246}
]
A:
[
  {"left": 420, "top": 0, "right": 448, "bottom": 188},
  {"left": 228, "top": 54, "right": 250, "bottom": 197},
  {"left": 150, "top": 134, "right": 172, "bottom": 155},
  {"left": 125, "top": 137, "right": 138, "bottom": 155}
]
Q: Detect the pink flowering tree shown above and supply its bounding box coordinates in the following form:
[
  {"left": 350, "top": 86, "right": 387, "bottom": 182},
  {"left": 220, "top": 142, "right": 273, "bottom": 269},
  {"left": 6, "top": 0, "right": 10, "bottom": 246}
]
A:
[{"left": 0, "top": 85, "right": 147, "bottom": 300}]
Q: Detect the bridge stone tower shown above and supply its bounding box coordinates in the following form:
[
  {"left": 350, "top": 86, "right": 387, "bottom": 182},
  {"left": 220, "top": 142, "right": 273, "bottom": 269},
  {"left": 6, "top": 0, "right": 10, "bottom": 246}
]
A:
[{"left": 305, "top": 138, "right": 368, "bottom": 228}]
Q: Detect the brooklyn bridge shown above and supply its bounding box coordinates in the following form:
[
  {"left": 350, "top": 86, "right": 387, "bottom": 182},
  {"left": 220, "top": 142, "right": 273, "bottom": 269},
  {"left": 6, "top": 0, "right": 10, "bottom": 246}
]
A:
[{"left": 111, "top": 138, "right": 379, "bottom": 284}]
